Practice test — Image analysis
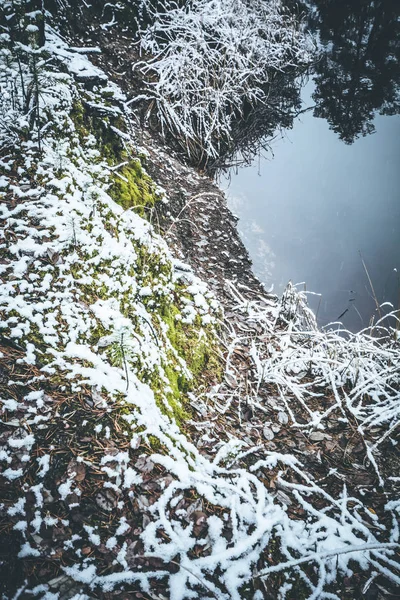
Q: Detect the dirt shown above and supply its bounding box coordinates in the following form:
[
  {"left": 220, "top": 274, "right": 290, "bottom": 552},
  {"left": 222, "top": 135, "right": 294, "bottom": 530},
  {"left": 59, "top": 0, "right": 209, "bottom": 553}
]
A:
[
  {"left": 78, "top": 22, "right": 400, "bottom": 599},
  {"left": 1, "top": 13, "right": 398, "bottom": 599}
]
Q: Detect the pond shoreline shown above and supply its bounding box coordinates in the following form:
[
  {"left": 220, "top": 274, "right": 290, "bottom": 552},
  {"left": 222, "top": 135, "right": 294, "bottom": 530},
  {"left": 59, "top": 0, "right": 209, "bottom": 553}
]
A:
[{"left": 1, "top": 6, "right": 399, "bottom": 599}]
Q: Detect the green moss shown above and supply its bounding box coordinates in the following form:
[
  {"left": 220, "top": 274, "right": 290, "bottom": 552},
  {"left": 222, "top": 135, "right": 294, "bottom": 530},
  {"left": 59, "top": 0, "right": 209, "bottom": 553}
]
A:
[
  {"left": 134, "top": 300, "right": 224, "bottom": 427},
  {"left": 161, "top": 303, "right": 222, "bottom": 382},
  {"left": 70, "top": 100, "right": 124, "bottom": 164},
  {"left": 67, "top": 92, "right": 224, "bottom": 437},
  {"left": 86, "top": 321, "right": 109, "bottom": 347},
  {"left": 70, "top": 101, "right": 89, "bottom": 142},
  {"left": 71, "top": 99, "right": 159, "bottom": 217},
  {"left": 147, "top": 434, "right": 162, "bottom": 452},
  {"left": 109, "top": 160, "right": 158, "bottom": 213},
  {"left": 126, "top": 361, "right": 188, "bottom": 426}
]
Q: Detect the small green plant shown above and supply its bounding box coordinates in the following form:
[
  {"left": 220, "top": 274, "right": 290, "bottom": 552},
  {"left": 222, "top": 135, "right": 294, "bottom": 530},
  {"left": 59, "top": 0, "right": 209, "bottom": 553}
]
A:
[{"left": 109, "top": 327, "right": 136, "bottom": 391}]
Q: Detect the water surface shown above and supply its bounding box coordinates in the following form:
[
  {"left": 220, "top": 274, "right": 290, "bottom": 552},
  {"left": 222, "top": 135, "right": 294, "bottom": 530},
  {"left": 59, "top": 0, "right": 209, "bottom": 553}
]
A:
[
  {"left": 222, "top": 1, "right": 400, "bottom": 331},
  {"left": 224, "top": 85, "right": 399, "bottom": 330}
]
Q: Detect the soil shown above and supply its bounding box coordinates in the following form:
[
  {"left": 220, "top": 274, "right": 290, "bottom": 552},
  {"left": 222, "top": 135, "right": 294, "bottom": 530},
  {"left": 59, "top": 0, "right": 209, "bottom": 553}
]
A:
[
  {"left": 73, "top": 20, "right": 400, "bottom": 599},
  {"left": 0, "top": 12, "right": 398, "bottom": 600},
  {"left": 84, "top": 26, "right": 269, "bottom": 305}
]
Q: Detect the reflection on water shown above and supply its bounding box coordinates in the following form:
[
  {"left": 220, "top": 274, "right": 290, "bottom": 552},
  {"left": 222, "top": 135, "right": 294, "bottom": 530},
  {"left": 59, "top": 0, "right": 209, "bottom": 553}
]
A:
[
  {"left": 221, "top": 1, "right": 400, "bottom": 332},
  {"left": 224, "top": 83, "right": 399, "bottom": 331},
  {"left": 207, "top": 71, "right": 307, "bottom": 173},
  {"left": 310, "top": 0, "right": 400, "bottom": 144}
]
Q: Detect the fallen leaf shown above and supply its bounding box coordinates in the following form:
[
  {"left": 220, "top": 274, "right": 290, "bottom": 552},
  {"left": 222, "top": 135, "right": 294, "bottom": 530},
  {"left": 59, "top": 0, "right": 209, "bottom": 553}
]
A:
[
  {"left": 263, "top": 426, "right": 274, "bottom": 441},
  {"left": 309, "top": 431, "right": 332, "bottom": 442},
  {"left": 278, "top": 411, "right": 289, "bottom": 425},
  {"left": 67, "top": 459, "right": 86, "bottom": 482}
]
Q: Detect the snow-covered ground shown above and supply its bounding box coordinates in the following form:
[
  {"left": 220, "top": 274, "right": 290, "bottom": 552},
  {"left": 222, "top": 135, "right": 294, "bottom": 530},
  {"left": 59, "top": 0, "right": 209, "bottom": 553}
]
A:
[{"left": 0, "top": 3, "right": 399, "bottom": 599}]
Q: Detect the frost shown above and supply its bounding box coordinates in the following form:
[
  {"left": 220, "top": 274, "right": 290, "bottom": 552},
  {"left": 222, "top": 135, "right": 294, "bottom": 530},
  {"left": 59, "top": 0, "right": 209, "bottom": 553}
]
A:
[
  {"left": 0, "top": 9, "right": 398, "bottom": 600},
  {"left": 137, "top": 0, "right": 314, "bottom": 162}
]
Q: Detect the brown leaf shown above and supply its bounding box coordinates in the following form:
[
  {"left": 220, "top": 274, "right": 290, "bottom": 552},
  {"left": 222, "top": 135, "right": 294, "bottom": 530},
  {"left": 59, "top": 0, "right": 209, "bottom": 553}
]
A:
[
  {"left": 190, "top": 510, "right": 208, "bottom": 537},
  {"left": 225, "top": 373, "right": 238, "bottom": 388},
  {"left": 126, "top": 540, "right": 143, "bottom": 567},
  {"left": 186, "top": 498, "right": 203, "bottom": 520},
  {"left": 67, "top": 459, "right": 86, "bottom": 482},
  {"left": 142, "top": 514, "right": 151, "bottom": 529},
  {"left": 325, "top": 440, "right": 337, "bottom": 451},
  {"left": 95, "top": 489, "right": 117, "bottom": 512},
  {"left": 135, "top": 456, "right": 154, "bottom": 473}
]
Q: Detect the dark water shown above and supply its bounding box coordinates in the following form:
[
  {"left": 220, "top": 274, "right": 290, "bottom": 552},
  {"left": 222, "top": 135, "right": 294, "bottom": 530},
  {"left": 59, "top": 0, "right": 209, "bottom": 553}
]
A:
[{"left": 222, "top": 0, "right": 400, "bottom": 331}]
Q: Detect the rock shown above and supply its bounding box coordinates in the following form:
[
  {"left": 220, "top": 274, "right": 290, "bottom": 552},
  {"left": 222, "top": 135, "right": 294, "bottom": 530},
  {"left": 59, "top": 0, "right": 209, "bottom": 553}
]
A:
[{"left": 74, "top": 72, "right": 108, "bottom": 89}]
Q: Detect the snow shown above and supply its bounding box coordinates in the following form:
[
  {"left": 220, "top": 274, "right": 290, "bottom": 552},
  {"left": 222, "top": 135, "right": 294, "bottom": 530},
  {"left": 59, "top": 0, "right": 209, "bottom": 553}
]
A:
[
  {"left": 18, "top": 543, "right": 40, "bottom": 558},
  {"left": 105, "top": 536, "right": 117, "bottom": 550},
  {"left": 1, "top": 398, "right": 19, "bottom": 411},
  {"left": 123, "top": 467, "right": 141, "bottom": 488},
  {"left": 8, "top": 434, "right": 35, "bottom": 450},
  {"left": 137, "top": 0, "right": 314, "bottom": 161},
  {"left": 83, "top": 525, "right": 101, "bottom": 547},
  {"left": 7, "top": 498, "right": 25, "bottom": 516},
  {"left": 63, "top": 564, "right": 97, "bottom": 584},
  {"left": 0, "top": 8, "right": 398, "bottom": 599},
  {"left": 115, "top": 517, "right": 130, "bottom": 536},
  {"left": 58, "top": 478, "right": 74, "bottom": 501},
  {"left": 3, "top": 468, "right": 24, "bottom": 481},
  {"left": 13, "top": 520, "right": 28, "bottom": 532}
]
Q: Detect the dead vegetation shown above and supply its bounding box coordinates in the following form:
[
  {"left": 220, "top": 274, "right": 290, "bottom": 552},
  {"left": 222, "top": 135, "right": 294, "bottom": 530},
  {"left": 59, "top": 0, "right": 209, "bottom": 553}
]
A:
[{"left": 0, "top": 3, "right": 399, "bottom": 599}]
